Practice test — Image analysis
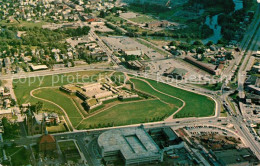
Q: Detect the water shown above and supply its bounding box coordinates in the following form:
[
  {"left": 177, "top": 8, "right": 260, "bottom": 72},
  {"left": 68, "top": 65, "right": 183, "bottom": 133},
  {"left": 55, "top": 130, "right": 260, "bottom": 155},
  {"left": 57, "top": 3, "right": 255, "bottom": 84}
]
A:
[
  {"left": 203, "top": 0, "right": 243, "bottom": 44},
  {"left": 202, "top": 15, "right": 222, "bottom": 44},
  {"left": 233, "top": 0, "right": 244, "bottom": 11}
]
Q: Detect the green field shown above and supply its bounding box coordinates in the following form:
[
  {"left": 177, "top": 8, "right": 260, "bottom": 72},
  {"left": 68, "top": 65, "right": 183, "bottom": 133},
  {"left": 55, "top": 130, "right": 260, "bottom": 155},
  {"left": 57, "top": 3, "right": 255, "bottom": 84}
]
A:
[
  {"left": 0, "top": 20, "right": 47, "bottom": 28},
  {"left": 129, "top": 15, "right": 156, "bottom": 24},
  {"left": 78, "top": 78, "right": 184, "bottom": 129},
  {"left": 145, "top": 79, "right": 215, "bottom": 117},
  {"left": 13, "top": 70, "right": 111, "bottom": 105},
  {"left": 33, "top": 88, "right": 83, "bottom": 126},
  {"left": 78, "top": 99, "right": 172, "bottom": 129},
  {"left": 46, "top": 122, "right": 68, "bottom": 133},
  {"left": 3, "top": 147, "right": 31, "bottom": 166},
  {"left": 13, "top": 71, "right": 112, "bottom": 127},
  {"left": 14, "top": 71, "right": 215, "bottom": 129},
  {"left": 110, "top": 72, "right": 127, "bottom": 85}
]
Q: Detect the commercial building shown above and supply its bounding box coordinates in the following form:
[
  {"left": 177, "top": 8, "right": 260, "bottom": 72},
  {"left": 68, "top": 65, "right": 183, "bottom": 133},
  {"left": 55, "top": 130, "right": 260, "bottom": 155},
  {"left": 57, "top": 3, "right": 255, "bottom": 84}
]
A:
[
  {"left": 184, "top": 56, "right": 220, "bottom": 75},
  {"left": 30, "top": 64, "right": 48, "bottom": 71},
  {"left": 97, "top": 127, "right": 163, "bottom": 166},
  {"left": 212, "top": 148, "right": 256, "bottom": 166},
  {"left": 127, "top": 60, "right": 145, "bottom": 71},
  {"left": 164, "top": 67, "right": 188, "bottom": 80}
]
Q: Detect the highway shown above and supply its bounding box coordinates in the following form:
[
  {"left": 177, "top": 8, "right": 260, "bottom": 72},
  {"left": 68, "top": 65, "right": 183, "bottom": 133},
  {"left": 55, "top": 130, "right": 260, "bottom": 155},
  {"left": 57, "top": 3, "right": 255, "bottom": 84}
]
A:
[{"left": 224, "top": 3, "right": 260, "bottom": 160}]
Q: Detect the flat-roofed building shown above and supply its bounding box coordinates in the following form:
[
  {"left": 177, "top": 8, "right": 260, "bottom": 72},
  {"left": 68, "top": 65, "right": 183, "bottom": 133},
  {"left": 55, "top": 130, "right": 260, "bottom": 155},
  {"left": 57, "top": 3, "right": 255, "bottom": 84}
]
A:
[
  {"left": 94, "top": 91, "right": 113, "bottom": 99},
  {"left": 184, "top": 56, "right": 219, "bottom": 75},
  {"left": 164, "top": 67, "right": 188, "bottom": 80},
  {"left": 30, "top": 64, "right": 48, "bottom": 71},
  {"left": 98, "top": 127, "right": 163, "bottom": 166},
  {"left": 0, "top": 108, "right": 13, "bottom": 119},
  {"left": 127, "top": 60, "right": 145, "bottom": 71}
]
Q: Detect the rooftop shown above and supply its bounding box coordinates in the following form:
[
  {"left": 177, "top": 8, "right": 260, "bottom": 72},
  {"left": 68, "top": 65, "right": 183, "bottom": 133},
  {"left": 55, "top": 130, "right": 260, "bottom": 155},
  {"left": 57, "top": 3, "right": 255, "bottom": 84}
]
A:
[{"left": 98, "top": 127, "right": 161, "bottom": 160}]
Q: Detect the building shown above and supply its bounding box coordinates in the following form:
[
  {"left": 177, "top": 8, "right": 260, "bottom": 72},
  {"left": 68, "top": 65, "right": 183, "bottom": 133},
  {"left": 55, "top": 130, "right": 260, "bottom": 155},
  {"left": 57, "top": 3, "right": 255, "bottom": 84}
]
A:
[
  {"left": 30, "top": 64, "right": 48, "bottom": 71},
  {"left": 124, "top": 50, "right": 142, "bottom": 56},
  {"left": 97, "top": 127, "right": 163, "bottom": 166},
  {"left": 149, "top": 127, "right": 182, "bottom": 149},
  {"left": 163, "top": 67, "right": 188, "bottom": 80},
  {"left": 25, "top": 111, "right": 46, "bottom": 136},
  {"left": 146, "top": 20, "right": 169, "bottom": 28},
  {"left": 212, "top": 148, "right": 255, "bottom": 166},
  {"left": 0, "top": 108, "right": 13, "bottom": 119},
  {"left": 184, "top": 56, "right": 219, "bottom": 75},
  {"left": 126, "top": 60, "right": 145, "bottom": 71},
  {"left": 39, "top": 133, "right": 57, "bottom": 152}
]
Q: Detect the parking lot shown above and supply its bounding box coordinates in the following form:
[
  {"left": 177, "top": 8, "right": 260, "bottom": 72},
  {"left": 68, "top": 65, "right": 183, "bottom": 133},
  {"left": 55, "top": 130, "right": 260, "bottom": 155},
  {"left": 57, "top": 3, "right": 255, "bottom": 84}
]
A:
[
  {"left": 101, "top": 36, "right": 165, "bottom": 60},
  {"left": 145, "top": 59, "right": 207, "bottom": 80}
]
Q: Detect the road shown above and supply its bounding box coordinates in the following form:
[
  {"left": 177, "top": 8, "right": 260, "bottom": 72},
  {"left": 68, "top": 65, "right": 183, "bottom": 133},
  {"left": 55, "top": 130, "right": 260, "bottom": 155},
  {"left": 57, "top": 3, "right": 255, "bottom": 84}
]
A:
[
  {"left": 223, "top": 3, "right": 260, "bottom": 160},
  {"left": 2, "top": 2, "right": 260, "bottom": 164}
]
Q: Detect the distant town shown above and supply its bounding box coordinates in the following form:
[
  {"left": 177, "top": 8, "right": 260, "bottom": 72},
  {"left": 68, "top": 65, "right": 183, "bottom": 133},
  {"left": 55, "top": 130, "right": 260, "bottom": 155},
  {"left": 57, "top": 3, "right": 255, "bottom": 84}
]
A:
[{"left": 0, "top": 0, "right": 260, "bottom": 165}]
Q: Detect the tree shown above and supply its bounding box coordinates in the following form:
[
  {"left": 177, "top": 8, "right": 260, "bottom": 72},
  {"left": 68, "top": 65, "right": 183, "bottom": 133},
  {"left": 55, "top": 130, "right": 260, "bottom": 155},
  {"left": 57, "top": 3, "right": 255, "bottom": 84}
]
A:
[
  {"left": 196, "top": 47, "right": 205, "bottom": 54},
  {"left": 35, "top": 101, "right": 43, "bottom": 114},
  {"left": 206, "top": 41, "right": 214, "bottom": 46},
  {"left": 10, "top": 99, "right": 16, "bottom": 106},
  {"left": 99, "top": 10, "right": 106, "bottom": 18},
  {"left": 170, "top": 41, "right": 177, "bottom": 46},
  {"left": 193, "top": 40, "right": 204, "bottom": 46}
]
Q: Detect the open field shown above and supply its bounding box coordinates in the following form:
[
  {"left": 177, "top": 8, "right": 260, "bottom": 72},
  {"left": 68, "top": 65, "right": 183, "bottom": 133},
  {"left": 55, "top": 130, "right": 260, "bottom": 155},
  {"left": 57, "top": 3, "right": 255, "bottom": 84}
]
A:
[
  {"left": 145, "top": 79, "right": 215, "bottom": 117},
  {"left": 33, "top": 88, "right": 83, "bottom": 126},
  {"left": 13, "top": 70, "right": 112, "bottom": 127},
  {"left": 14, "top": 71, "right": 215, "bottom": 129},
  {"left": 3, "top": 147, "right": 31, "bottom": 166},
  {"left": 13, "top": 70, "right": 111, "bottom": 105},
  {"left": 110, "top": 72, "right": 127, "bottom": 85},
  {"left": 46, "top": 122, "right": 68, "bottom": 133},
  {"left": 77, "top": 99, "right": 172, "bottom": 129},
  {"left": 58, "top": 140, "right": 81, "bottom": 162},
  {"left": 0, "top": 20, "right": 47, "bottom": 28},
  {"left": 129, "top": 15, "right": 156, "bottom": 24}
]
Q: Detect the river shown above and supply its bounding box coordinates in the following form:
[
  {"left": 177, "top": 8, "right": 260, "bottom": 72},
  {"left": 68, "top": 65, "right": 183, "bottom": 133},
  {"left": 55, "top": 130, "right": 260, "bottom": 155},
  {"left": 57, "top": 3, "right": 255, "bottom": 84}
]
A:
[{"left": 203, "top": 0, "right": 244, "bottom": 44}]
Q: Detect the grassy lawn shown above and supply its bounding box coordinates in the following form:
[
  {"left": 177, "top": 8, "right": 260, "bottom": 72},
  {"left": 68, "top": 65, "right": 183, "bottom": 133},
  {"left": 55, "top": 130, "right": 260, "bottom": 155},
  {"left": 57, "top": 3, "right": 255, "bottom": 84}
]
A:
[
  {"left": 13, "top": 70, "right": 111, "bottom": 105},
  {"left": 131, "top": 78, "right": 183, "bottom": 107},
  {"left": 4, "top": 146, "right": 31, "bottom": 166},
  {"left": 110, "top": 72, "right": 126, "bottom": 85},
  {"left": 145, "top": 79, "right": 215, "bottom": 117},
  {"left": 33, "top": 88, "right": 83, "bottom": 127},
  {"left": 135, "top": 38, "right": 169, "bottom": 56},
  {"left": 47, "top": 122, "right": 68, "bottom": 133},
  {"left": 78, "top": 99, "right": 172, "bottom": 129},
  {"left": 78, "top": 76, "right": 215, "bottom": 129},
  {"left": 105, "top": 15, "right": 125, "bottom": 23},
  {"left": 58, "top": 141, "right": 81, "bottom": 162},
  {"left": 129, "top": 15, "right": 156, "bottom": 24},
  {"left": 13, "top": 70, "right": 112, "bottom": 127},
  {"left": 58, "top": 141, "right": 77, "bottom": 150},
  {"left": 192, "top": 82, "right": 222, "bottom": 91},
  {"left": 0, "top": 20, "right": 47, "bottom": 28}
]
